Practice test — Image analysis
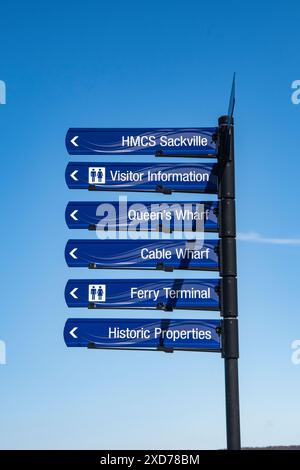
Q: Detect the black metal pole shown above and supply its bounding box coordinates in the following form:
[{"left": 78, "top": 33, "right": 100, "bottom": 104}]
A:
[{"left": 218, "top": 115, "right": 241, "bottom": 450}]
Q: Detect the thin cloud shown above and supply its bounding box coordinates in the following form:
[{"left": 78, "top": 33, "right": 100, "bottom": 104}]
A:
[{"left": 238, "top": 231, "right": 300, "bottom": 245}]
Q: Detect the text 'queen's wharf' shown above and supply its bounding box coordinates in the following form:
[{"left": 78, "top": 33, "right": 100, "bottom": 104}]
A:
[{"left": 65, "top": 200, "right": 219, "bottom": 234}]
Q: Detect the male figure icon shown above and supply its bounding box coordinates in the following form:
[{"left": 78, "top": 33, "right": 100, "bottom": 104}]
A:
[
  {"left": 90, "top": 285, "right": 97, "bottom": 301},
  {"left": 90, "top": 168, "right": 96, "bottom": 183}
]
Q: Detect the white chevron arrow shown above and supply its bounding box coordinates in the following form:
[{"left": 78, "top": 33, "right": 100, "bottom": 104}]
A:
[
  {"left": 70, "top": 210, "right": 78, "bottom": 221},
  {"left": 71, "top": 136, "right": 79, "bottom": 147},
  {"left": 69, "top": 248, "right": 78, "bottom": 259},
  {"left": 70, "top": 170, "right": 78, "bottom": 181},
  {"left": 70, "top": 327, "right": 78, "bottom": 339},
  {"left": 70, "top": 288, "right": 78, "bottom": 299}
]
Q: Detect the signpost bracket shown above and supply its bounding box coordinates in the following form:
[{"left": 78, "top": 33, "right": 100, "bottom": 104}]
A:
[
  {"left": 219, "top": 199, "right": 236, "bottom": 237},
  {"left": 85, "top": 343, "right": 221, "bottom": 354},
  {"left": 89, "top": 263, "right": 98, "bottom": 269},
  {"left": 88, "top": 303, "right": 97, "bottom": 309},
  {"left": 157, "top": 346, "right": 174, "bottom": 354},
  {"left": 155, "top": 184, "right": 172, "bottom": 195},
  {"left": 155, "top": 150, "right": 217, "bottom": 158},
  {"left": 221, "top": 318, "right": 239, "bottom": 359},
  {"left": 220, "top": 277, "right": 238, "bottom": 317},
  {"left": 159, "top": 223, "right": 173, "bottom": 234},
  {"left": 87, "top": 342, "right": 174, "bottom": 353},
  {"left": 219, "top": 238, "right": 237, "bottom": 277},
  {"left": 156, "top": 302, "right": 173, "bottom": 312},
  {"left": 156, "top": 262, "right": 174, "bottom": 272}
]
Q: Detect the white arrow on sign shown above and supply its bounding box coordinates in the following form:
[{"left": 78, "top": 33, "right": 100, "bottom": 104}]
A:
[
  {"left": 70, "top": 288, "right": 78, "bottom": 299},
  {"left": 70, "top": 170, "right": 78, "bottom": 181},
  {"left": 70, "top": 210, "right": 78, "bottom": 221},
  {"left": 69, "top": 248, "right": 78, "bottom": 259},
  {"left": 71, "top": 136, "right": 79, "bottom": 147},
  {"left": 70, "top": 327, "right": 78, "bottom": 339}
]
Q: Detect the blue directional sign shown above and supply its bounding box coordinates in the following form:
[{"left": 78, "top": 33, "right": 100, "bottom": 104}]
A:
[
  {"left": 64, "top": 318, "right": 221, "bottom": 351},
  {"left": 65, "top": 128, "right": 217, "bottom": 156},
  {"left": 65, "top": 201, "right": 218, "bottom": 232},
  {"left": 65, "top": 278, "right": 220, "bottom": 310},
  {"left": 65, "top": 239, "right": 219, "bottom": 271},
  {"left": 65, "top": 162, "right": 218, "bottom": 193}
]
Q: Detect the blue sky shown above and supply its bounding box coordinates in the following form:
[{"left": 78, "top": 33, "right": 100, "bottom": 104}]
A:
[{"left": 0, "top": 0, "right": 299, "bottom": 449}]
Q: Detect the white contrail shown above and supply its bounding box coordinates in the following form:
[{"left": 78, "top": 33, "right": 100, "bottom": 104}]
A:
[{"left": 238, "top": 231, "right": 300, "bottom": 245}]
